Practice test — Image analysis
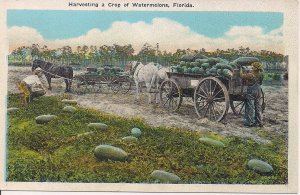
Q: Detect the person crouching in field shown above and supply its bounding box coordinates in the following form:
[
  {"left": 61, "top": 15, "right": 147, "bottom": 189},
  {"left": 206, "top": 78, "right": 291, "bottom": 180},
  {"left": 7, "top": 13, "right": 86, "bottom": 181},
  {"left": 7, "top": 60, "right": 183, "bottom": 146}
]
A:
[
  {"left": 240, "top": 62, "right": 264, "bottom": 127},
  {"left": 17, "top": 68, "right": 47, "bottom": 105}
]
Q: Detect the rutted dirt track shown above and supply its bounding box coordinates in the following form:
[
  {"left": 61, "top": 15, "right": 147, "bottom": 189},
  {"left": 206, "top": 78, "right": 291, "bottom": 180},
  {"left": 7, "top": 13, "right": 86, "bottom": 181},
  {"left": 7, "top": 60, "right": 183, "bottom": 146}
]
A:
[{"left": 8, "top": 66, "right": 288, "bottom": 143}]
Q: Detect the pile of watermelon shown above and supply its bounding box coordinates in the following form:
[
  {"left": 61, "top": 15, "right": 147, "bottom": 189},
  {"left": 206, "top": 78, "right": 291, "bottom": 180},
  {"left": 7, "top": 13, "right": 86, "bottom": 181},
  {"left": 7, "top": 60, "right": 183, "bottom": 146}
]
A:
[{"left": 171, "top": 54, "right": 259, "bottom": 78}]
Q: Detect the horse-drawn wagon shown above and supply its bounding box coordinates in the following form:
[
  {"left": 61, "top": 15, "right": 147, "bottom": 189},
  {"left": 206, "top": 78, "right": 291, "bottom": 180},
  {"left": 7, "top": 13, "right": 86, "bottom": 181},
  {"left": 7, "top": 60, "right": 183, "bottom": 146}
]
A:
[
  {"left": 159, "top": 58, "right": 265, "bottom": 122},
  {"left": 72, "top": 65, "right": 132, "bottom": 94}
]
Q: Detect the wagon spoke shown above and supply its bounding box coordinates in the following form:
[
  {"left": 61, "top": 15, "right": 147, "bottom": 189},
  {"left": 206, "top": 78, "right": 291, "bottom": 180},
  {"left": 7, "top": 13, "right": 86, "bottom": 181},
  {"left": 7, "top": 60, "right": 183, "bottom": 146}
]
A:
[
  {"left": 234, "top": 101, "right": 244, "bottom": 109},
  {"left": 211, "top": 103, "right": 217, "bottom": 120},
  {"left": 163, "top": 98, "right": 170, "bottom": 106},
  {"left": 211, "top": 81, "right": 217, "bottom": 96},
  {"left": 196, "top": 98, "right": 206, "bottom": 103},
  {"left": 199, "top": 86, "right": 208, "bottom": 97},
  {"left": 238, "top": 102, "right": 245, "bottom": 114},
  {"left": 196, "top": 93, "right": 207, "bottom": 99},
  {"left": 204, "top": 80, "right": 209, "bottom": 96},
  {"left": 213, "top": 97, "right": 225, "bottom": 102},
  {"left": 209, "top": 80, "right": 212, "bottom": 96},
  {"left": 212, "top": 88, "right": 223, "bottom": 99},
  {"left": 204, "top": 103, "right": 210, "bottom": 117}
]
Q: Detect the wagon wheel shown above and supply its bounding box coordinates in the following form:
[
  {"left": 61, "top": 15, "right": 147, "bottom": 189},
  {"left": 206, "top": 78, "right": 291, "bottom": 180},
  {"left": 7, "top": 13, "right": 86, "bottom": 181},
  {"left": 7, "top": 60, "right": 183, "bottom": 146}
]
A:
[
  {"left": 230, "top": 88, "right": 265, "bottom": 116},
  {"left": 111, "top": 77, "right": 132, "bottom": 94},
  {"left": 99, "top": 75, "right": 114, "bottom": 93},
  {"left": 159, "top": 79, "right": 182, "bottom": 112},
  {"left": 194, "top": 77, "right": 229, "bottom": 122},
  {"left": 110, "top": 79, "right": 121, "bottom": 93},
  {"left": 72, "top": 76, "right": 87, "bottom": 94}
]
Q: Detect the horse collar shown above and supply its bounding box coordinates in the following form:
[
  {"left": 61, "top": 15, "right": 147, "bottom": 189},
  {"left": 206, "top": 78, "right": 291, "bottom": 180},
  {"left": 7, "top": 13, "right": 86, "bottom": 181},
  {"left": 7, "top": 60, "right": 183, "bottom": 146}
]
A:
[{"left": 132, "top": 62, "right": 140, "bottom": 75}]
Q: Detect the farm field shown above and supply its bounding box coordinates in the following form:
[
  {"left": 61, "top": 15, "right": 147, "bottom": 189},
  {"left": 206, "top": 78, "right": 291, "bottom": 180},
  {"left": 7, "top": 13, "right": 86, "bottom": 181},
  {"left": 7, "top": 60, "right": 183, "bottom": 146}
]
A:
[{"left": 6, "top": 66, "right": 288, "bottom": 183}]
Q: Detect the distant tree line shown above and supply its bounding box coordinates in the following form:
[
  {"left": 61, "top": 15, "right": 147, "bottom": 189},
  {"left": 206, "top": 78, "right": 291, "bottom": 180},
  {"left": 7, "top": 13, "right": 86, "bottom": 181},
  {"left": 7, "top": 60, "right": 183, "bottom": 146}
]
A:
[{"left": 8, "top": 43, "right": 287, "bottom": 70}]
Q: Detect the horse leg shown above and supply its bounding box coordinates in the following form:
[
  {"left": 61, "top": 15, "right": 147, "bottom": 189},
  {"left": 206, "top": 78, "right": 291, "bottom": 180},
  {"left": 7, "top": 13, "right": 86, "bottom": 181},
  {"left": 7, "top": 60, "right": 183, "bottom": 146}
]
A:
[
  {"left": 135, "top": 81, "right": 140, "bottom": 102},
  {"left": 68, "top": 79, "right": 72, "bottom": 92},
  {"left": 64, "top": 79, "right": 69, "bottom": 92},
  {"left": 145, "top": 82, "right": 152, "bottom": 104},
  {"left": 47, "top": 76, "right": 52, "bottom": 90},
  {"left": 155, "top": 82, "right": 160, "bottom": 104}
]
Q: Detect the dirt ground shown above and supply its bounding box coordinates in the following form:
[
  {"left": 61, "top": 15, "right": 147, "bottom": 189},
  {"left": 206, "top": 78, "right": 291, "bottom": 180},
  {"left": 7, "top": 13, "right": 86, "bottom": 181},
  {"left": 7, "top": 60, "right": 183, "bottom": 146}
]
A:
[{"left": 8, "top": 66, "right": 288, "bottom": 144}]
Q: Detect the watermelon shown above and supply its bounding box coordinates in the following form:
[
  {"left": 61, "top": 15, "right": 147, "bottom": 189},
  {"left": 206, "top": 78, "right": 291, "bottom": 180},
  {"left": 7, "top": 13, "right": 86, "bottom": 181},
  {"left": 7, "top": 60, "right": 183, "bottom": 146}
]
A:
[
  {"left": 179, "top": 61, "right": 186, "bottom": 66},
  {"left": 191, "top": 62, "right": 200, "bottom": 67},
  {"left": 209, "top": 67, "right": 217, "bottom": 74},
  {"left": 199, "top": 137, "right": 225, "bottom": 148},
  {"left": 8, "top": 107, "right": 19, "bottom": 113},
  {"left": 192, "top": 67, "right": 201, "bottom": 74},
  {"left": 185, "top": 67, "right": 193, "bottom": 73},
  {"left": 229, "top": 62, "right": 238, "bottom": 69},
  {"left": 217, "top": 57, "right": 229, "bottom": 64},
  {"left": 150, "top": 170, "right": 181, "bottom": 183},
  {"left": 63, "top": 106, "right": 77, "bottom": 113},
  {"left": 233, "top": 57, "right": 259, "bottom": 66},
  {"left": 180, "top": 54, "right": 195, "bottom": 62},
  {"left": 88, "top": 123, "right": 108, "bottom": 130},
  {"left": 131, "top": 127, "right": 142, "bottom": 138},
  {"left": 195, "top": 59, "right": 209, "bottom": 64},
  {"left": 217, "top": 69, "right": 223, "bottom": 76},
  {"left": 194, "top": 53, "right": 208, "bottom": 59},
  {"left": 198, "top": 68, "right": 205, "bottom": 75},
  {"left": 201, "top": 63, "right": 210, "bottom": 70},
  {"left": 122, "top": 136, "right": 138, "bottom": 142},
  {"left": 221, "top": 64, "right": 234, "bottom": 72},
  {"left": 35, "top": 115, "right": 57, "bottom": 124},
  {"left": 61, "top": 99, "right": 77, "bottom": 105},
  {"left": 215, "top": 63, "right": 227, "bottom": 69},
  {"left": 247, "top": 159, "right": 274, "bottom": 174},
  {"left": 94, "top": 145, "right": 128, "bottom": 161},
  {"left": 177, "top": 66, "right": 184, "bottom": 73},
  {"left": 207, "top": 58, "right": 220, "bottom": 66},
  {"left": 223, "top": 69, "right": 233, "bottom": 77}
]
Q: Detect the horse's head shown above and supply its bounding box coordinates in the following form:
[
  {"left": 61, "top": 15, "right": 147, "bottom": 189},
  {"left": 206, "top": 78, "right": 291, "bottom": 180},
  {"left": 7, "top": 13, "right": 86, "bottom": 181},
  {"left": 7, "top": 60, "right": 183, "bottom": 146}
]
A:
[
  {"left": 31, "top": 59, "right": 40, "bottom": 72},
  {"left": 125, "top": 61, "right": 140, "bottom": 75}
]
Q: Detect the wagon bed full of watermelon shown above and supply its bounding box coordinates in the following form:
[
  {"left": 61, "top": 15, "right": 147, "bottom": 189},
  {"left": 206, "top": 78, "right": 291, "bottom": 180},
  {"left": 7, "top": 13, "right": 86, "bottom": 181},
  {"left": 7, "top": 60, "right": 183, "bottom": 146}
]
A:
[
  {"left": 72, "top": 65, "right": 132, "bottom": 94},
  {"left": 159, "top": 55, "right": 265, "bottom": 122}
]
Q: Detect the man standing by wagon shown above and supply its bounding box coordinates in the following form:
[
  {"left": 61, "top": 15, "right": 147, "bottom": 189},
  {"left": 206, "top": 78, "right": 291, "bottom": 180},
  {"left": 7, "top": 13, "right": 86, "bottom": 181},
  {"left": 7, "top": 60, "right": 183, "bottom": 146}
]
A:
[{"left": 240, "top": 62, "right": 264, "bottom": 127}]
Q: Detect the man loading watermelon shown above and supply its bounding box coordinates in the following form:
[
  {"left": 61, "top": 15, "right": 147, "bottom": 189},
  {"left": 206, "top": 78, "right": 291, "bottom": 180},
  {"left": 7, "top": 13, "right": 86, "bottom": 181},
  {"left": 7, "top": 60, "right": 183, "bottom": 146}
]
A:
[{"left": 240, "top": 62, "right": 264, "bottom": 127}]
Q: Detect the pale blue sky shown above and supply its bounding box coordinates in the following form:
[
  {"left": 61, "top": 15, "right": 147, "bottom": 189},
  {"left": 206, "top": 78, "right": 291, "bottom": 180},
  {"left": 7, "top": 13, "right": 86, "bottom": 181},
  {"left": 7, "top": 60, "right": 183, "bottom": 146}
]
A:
[{"left": 7, "top": 10, "right": 283, "bottom": 39}]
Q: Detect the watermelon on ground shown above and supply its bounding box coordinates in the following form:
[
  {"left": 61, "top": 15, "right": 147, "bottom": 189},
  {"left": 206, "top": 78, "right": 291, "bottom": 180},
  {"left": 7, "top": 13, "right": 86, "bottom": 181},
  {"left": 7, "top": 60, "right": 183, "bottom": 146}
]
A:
[
  {"left": 247, "top": 159, "right": 274, "bottom": 174},
  {"left": 199, "top": 137, "right": 225, "bottom": 148},
  {"left": 88, "top": 123, "right": 108, "bottom": 130},
  {"left": 35, "top": 115, "right": 57, "bottom": 124},
  {"left": 131, "top": 127, "right": 142, "bottom": 138},
  {"left": 94, "top": 145, "right": 128, "bottom": 161},
  {"left": 150, "top": 170, "right": 181, "bottom": 183}
]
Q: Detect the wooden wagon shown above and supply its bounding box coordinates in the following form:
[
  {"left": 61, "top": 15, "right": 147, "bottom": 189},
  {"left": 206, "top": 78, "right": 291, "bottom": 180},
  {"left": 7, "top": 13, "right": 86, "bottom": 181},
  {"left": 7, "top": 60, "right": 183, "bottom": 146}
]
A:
[
  {"left": 159, "top": 69, "right": 265, "bottom": 122},
  {"left": 72, "top": 66, "right": 132, "bottom": 94}
]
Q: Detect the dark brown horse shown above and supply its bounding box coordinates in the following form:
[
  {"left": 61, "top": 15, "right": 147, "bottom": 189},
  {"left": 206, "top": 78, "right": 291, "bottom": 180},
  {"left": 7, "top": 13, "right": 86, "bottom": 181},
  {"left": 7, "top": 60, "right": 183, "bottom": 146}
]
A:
[{"left": 31, "top": 59, "right": 73, "bottom": 92}]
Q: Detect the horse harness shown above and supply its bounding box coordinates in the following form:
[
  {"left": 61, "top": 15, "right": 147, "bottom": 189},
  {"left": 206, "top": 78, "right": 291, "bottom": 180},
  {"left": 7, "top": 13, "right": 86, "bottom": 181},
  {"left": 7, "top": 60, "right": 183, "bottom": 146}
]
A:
[
  {"left": 132, "top": 62, "right": 143, "bottom": 78},
  {"left": 37, "top": 68, "right": 73, "bottom": 81}
]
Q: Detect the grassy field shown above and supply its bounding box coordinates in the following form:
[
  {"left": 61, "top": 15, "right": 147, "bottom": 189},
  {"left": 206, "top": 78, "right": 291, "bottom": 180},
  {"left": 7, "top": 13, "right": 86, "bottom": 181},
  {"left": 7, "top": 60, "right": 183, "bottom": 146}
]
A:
[{"left": 7, "top": 94, "right": 287, "bottom": 184}]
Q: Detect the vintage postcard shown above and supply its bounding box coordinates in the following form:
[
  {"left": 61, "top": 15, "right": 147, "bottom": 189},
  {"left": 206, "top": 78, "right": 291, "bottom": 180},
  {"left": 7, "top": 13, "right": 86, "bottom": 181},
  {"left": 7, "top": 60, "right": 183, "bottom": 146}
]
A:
[{"left": 0, "top": 0, "right": 298, "bottom": 193}]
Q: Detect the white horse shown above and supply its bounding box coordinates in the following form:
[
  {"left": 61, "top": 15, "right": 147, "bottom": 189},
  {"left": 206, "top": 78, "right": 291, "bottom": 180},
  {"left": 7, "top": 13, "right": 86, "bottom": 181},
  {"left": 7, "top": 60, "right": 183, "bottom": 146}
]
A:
[{"left": 126, "top": 61, "right": 159, "bottom": 104}]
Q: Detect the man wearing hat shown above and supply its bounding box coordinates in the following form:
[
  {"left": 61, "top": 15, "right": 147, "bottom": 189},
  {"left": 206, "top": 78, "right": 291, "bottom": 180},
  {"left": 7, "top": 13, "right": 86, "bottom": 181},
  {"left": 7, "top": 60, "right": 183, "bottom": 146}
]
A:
[{"left": 240, "top": 62, "right": 264, "bottom": 127}]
